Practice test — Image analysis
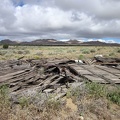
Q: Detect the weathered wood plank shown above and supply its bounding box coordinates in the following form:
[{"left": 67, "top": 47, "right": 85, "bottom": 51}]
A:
[
  {"left": 95, "top": 65, "right": 120, "bottom": 74},
  {"left": 68, "top": 64, "right": 120, "bottom": 83},
  {"left": 81, "top": 65, "right": 120, "bottom": 83},
  {"left": 84, "top": 75, "right": 108, "bottom": 83},
  {"left": 82, "top": 66, "right": 120, "bottom": 83},
  {"left": 0, "top": 69, "right": 30, "bottom": 83}
]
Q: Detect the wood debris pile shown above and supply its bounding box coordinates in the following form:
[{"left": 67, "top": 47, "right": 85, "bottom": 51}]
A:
[{"left": 0, "top": 57, "right": 120, "bottom": 102}]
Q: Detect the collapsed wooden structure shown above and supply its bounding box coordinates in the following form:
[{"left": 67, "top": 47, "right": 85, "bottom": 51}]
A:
[{"left": 0, "top": 57, "right": 120, "bottom": 100}]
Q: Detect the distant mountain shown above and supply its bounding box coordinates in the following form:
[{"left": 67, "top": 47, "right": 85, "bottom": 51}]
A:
[
  {"left": 0, "top": 39, "right": 119, "bottom": 46},
  {"left": 65, "top": 39, "right": 82, "bottom": 44},
  {"left": 31, "top": 39, "right": 65, "bottom": 45},
  {"left": 29, "top": 39, "right": 66, "bottom": 45},
  {"left": 80, "top": 41, "right": 107, "bottom": 45},
  {"left": 80, "top": 41, "right": 120, "bottom": 46},
  {"left": 0, "top": 39, "right": 17, "bottom": 45}
]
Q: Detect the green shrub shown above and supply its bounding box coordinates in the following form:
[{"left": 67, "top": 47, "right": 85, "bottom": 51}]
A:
[
  {"left": 117, "top": 49, "right": 120, "bottom": 53},
  {"left": 17, "top": 50, "right": 24, "bottom": 54},
  {"left": 45, "top": 95, "right": 61, "bottom": 111},
  {"left": 86, "top": 82, "right": 107, "bottom": 98},
  {"left": 0, "top": 85, "right": 9, "bottom": 107},
  {"left": 90, "top": 49, "right": 96, "bottom": 53},
  {"left": 109, "top": 52, "right": 115, "bottom": 56},
  {"left": 66, "top": 87, "right": 84, "bottom": 101},
  {"left": 82, "top": 50, "right": 90, "bottom": 54},
  {"left": 0, "top": 85, "right": 9, "bottom": 99},
  {"left": 107, "top": 90, "right": 120, "bottom": 106},
  {"left": 19, "top": 97, "right": 29, "bottom": 108},
  {"left": 0, "top": 51, "right": 7, "bottom": 55},
  {"left": 3, "top": 44, "right": 9, "bottom": 49},
  {"left": 78, "top": 54, "right": 84, "bottom": 60},
  {"left": 45, "top": 99, "right": 61, "bottom": 111}
]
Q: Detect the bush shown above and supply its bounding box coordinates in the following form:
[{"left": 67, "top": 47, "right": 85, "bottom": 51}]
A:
[
  {"left": 107, "top": 90, "right": 120, "bottom": 105},
  {"left": 0, "top": 51, "right": 7, "bottom": 55},
  {"left": 3, "top": 44, "right": 9, "bottom": 49},
  {"left": 45, "top": 99, "right": 61, "bottom": 111},
  {"left": 78, "top": 54, "right": 84, "bottom": 60},
  {"left": 82, "top": 50, "right": 90, "bottom": 54},
  {"left": 90, "top": 49, "right": 96, "bottom": 53},
  {"left": 17, "top": 50, "right": 24, "bottom": 54},
  {"left": 0, "top": 85, "right": 10, "bottom": 120},
  {"left": 109, "top": 52, "right": 115, "bottom": 56},
  {"left": 19, "top": 97, "right": 29, "bottom": 108},
  {"left": 86, "top": 82, "right": 107, "bottom": 98},
  {"left": 0, "top": 85, "right": 10, "bottom": 108},
  {"left": 117, "top": 49, "right": 120, "bottom": 53}
]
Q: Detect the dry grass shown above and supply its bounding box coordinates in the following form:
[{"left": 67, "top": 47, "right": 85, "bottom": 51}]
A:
[
  {"left": 1, "top": 83, "right": 120, "bottom": 120},
  {"left": 0, "top": 45, "right": 120, "bottom": 60},
  {"left": 0, "top": 45, "right": 120, "bottom": 119}
]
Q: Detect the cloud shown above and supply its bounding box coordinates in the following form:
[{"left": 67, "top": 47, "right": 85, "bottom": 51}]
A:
[
  {"left": 88, "top": 39, "right": 106, "bottom": 42},
  {"left": 54, "top": 0, "right": 120, "bottom": 20},
  {"left": 106, "top": 40, "right": 116, "bottom": 43},
  {"left": 0, "top": 0, "right": 120, "bottom": 42}
]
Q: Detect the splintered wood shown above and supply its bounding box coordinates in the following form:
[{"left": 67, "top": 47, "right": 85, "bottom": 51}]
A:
[
  {"left": 68, "top": 64, "right": 120, "bottom": 84},
  {"left": 0, "top": 58, "right": 120, "bottom": 97}
]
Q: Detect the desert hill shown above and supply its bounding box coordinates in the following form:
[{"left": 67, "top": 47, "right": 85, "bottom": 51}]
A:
[{"left": 0, "top": 39, "right": 119, "bottom": 46}]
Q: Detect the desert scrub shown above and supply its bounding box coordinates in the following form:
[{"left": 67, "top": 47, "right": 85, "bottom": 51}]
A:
[
  {"left": 81, "top": 48, "right": 90, "bottom": 54},
  {"left": 107, "top": 88, "right": 120, "bottom": 106},
  {"left": 45, "top": 99, "right": 61, "bottom": 111},
  {"left": 44, "top": 94, "right": 62, "bottom": 112},
  {"left": 0, "top": 85, "right": 10, "bottom": 120},
  {"left": 35, "top": 51, "right": 43, "bottom": 56},
  {"left": 109, "top": 52, "right": 115, "bottom": 57},
  {"left": 78, "top": 54, "right": 84, "bottom": 60},
  {"left": 66, "top": 86, "right": 86, "bottom": 102},
  {"left": 86, "top": 82, "right": 107, "bottom": 99},
  {"left": 66, "top": 87, "right": 79, "bottom": 99},
  {"left": 0, "top": 50, "right": 7, "bottom": 55},
  {"left": 90, "top": 49, "right": 96, "bottom": 53},
  {"left": 117, "top": 49, "right": 120, "bottom": 53},
  {"left": 19, "top": 97, "right": 30, "bottom": 108},
  {"left": 0, "top": 85, "right": 9, "bottom": 102},
  {"left": 3, "top": 44, "right": 9, "bottom": 49}
]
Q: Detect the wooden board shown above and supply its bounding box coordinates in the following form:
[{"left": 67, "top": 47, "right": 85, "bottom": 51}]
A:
[
  {"left": 68, "top": 64, "right": 120, "bottom": 84},
  {"left": 84, "top": 75, "right": 108, "bottom": 83}
]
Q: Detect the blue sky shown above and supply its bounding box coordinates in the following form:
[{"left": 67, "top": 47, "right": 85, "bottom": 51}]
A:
[{"left": 0, "top": 0, "right": 120, "bottom": 43}]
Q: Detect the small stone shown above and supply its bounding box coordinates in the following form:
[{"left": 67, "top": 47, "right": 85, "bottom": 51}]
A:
[{"left": 78, "top": 116, "right": 84, "bottom": 120}]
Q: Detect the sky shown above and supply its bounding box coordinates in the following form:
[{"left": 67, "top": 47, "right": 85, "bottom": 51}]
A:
[{"left": 0, "top": 0, "right": 120, "bottom": 43}]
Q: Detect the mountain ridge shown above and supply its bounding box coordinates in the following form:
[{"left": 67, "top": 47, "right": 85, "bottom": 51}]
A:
[{"left": 0, "top": 39, "right": 119, "bottom": 46}]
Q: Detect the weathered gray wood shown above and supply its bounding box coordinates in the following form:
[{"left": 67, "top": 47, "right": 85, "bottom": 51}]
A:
[
  {"left": 0, "top": 69, "right": 31, "bottom": 83},
  {"left": 95, "top": 65, "right": 120, "bottom": 74},
  {"left": 49, "top": 76, "right": 64, "bottom": 86},
  {"left": 81, "top": 65, "right": 120, "bottom": 84},
  {"left": 54, "top": 93, "right": 66, "bottom": 100},
  {"left": 84, "top": 75, "right": 108, "bottom": 83},
  {"left": 39, "top": 75, "right": 59, "bottom": 86},
  {"left": 10, "top": 85, "right": 21, "bottom": 92},
  {"left": 43, "top": 89, "right": 54, "bottom": 93},
  {"left": 38, "top": 75, "right": 59, "bottom": 91},
  {"left": 68, "top": 64, "right": 120, "bottom": 84},
  {"left": 0, "top": 58, "right": 119, "bottom": 99}
]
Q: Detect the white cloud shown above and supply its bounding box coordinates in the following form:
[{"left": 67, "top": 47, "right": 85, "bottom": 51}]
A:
[
  {"left": 0, "top": 0, "right": 120, "bottom": 42},
  {"left": 88, "top": 39, "right": 106, "bottom": 42},
  {"left": 106, "top": 40, "right": 116, "bottom": 43}
]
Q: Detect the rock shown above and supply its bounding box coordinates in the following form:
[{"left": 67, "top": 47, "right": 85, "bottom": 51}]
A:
[{"left": 78, "top": 116, "right": 84, "bottom": 120}]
